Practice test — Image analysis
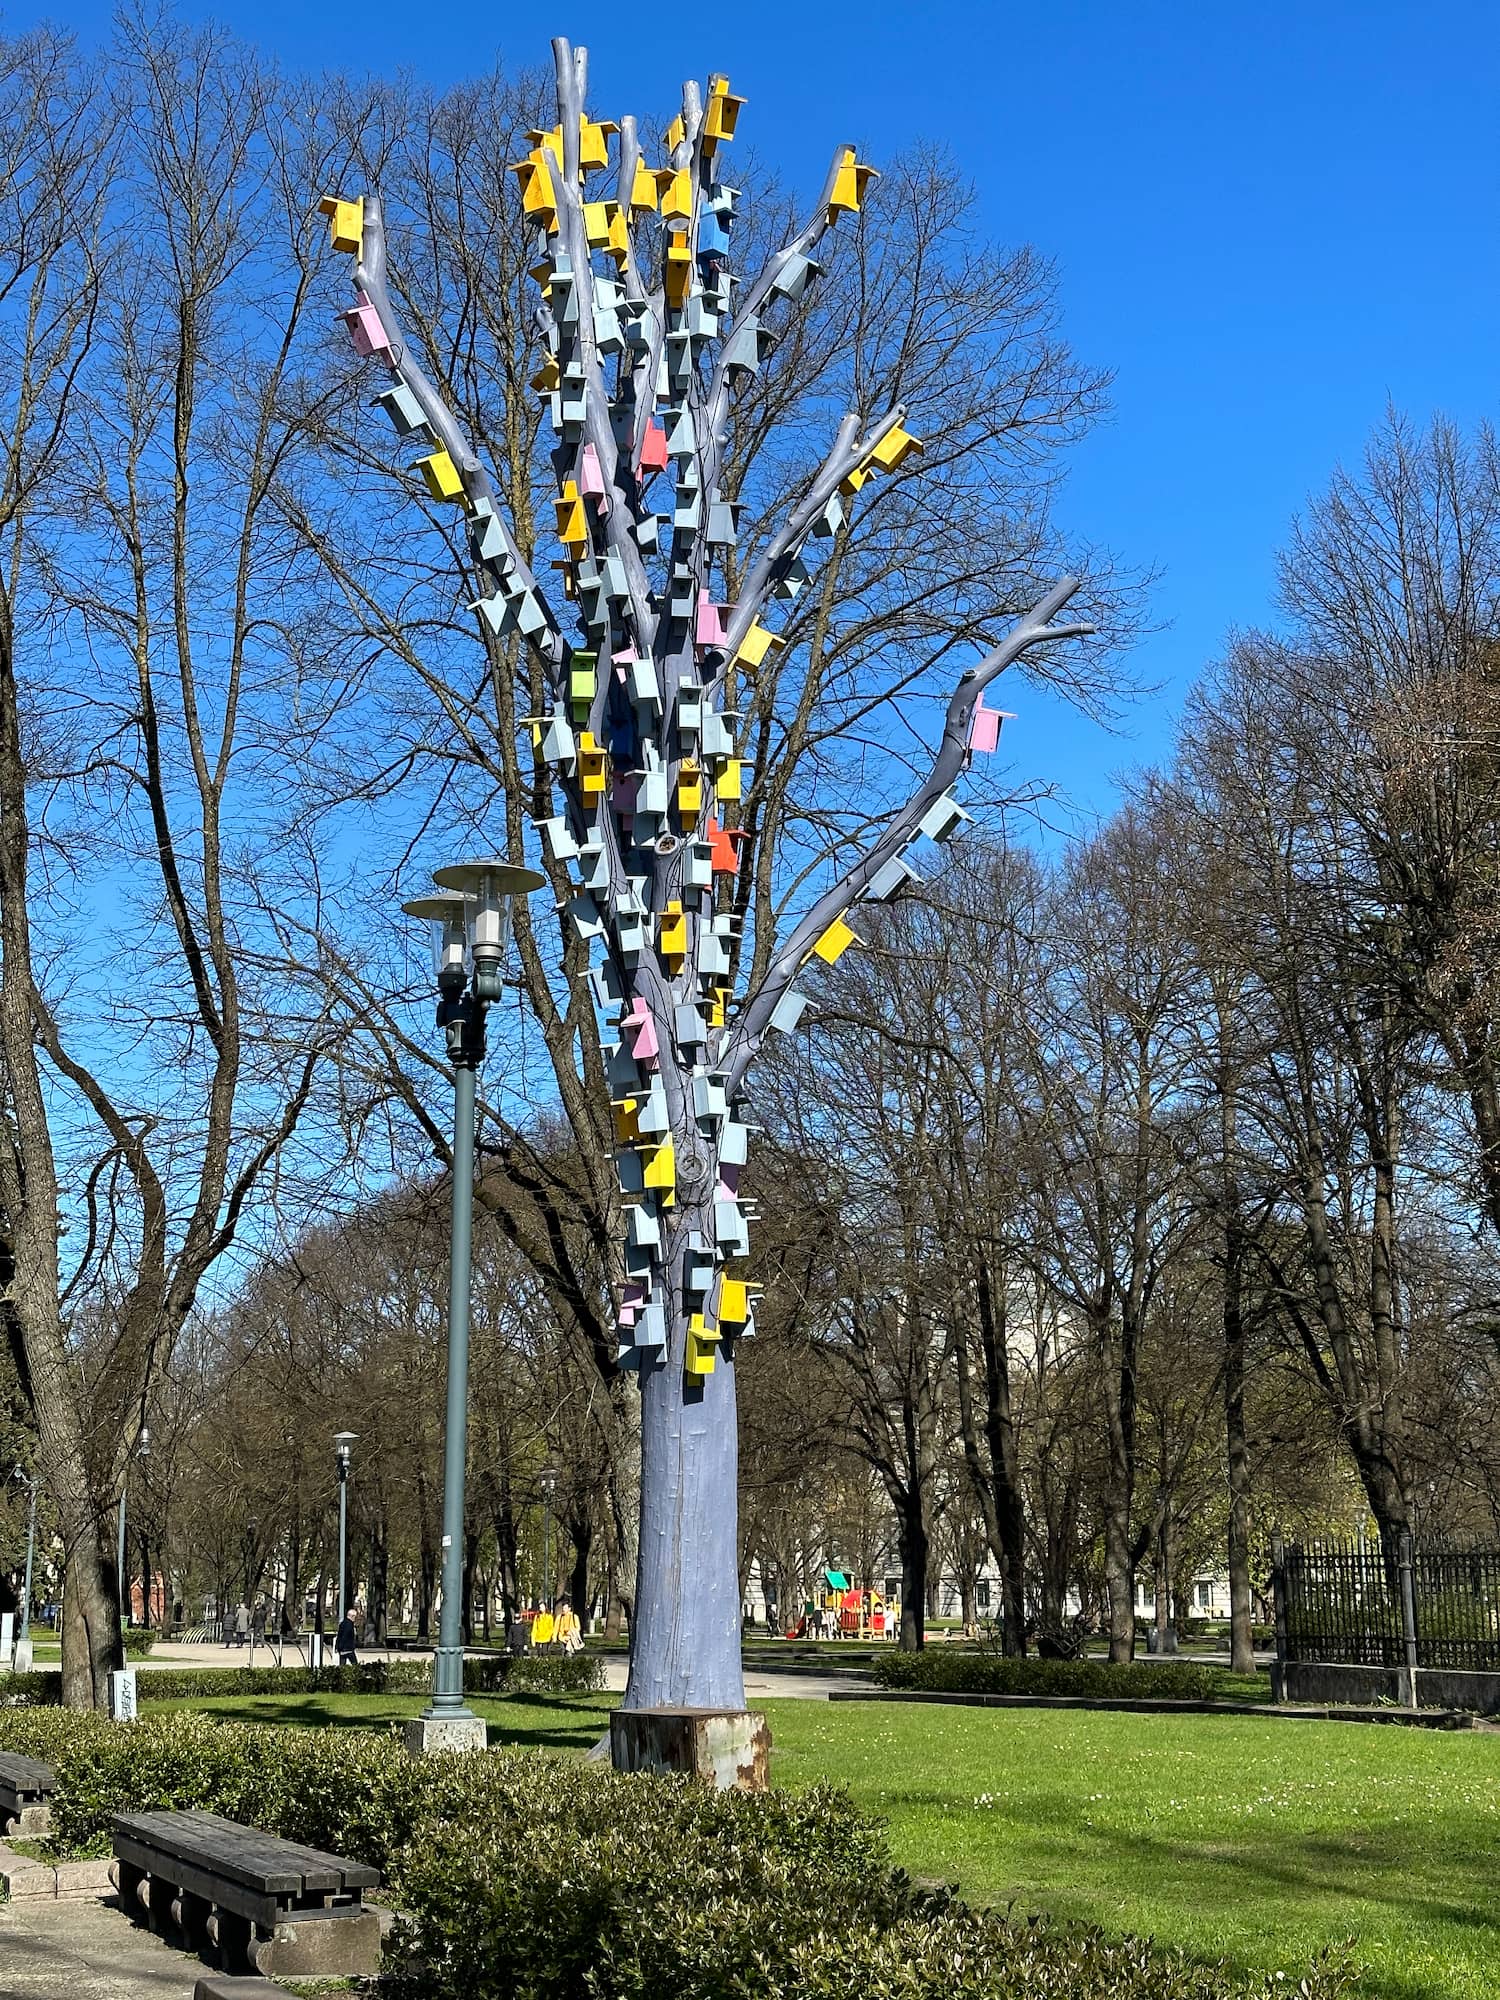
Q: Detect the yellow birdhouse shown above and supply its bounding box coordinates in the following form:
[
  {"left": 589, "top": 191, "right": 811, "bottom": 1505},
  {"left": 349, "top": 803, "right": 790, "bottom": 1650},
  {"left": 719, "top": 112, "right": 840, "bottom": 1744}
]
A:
[
  {"left": 702, "top": 75, "right": 745, "bottom": 149},
  {"left": 658, "top": 168, "right": 693, "bottom": 220},
  {"left": 555, "top": 480, "right": 588, "bottom": 552},
  {"left": 318, "top": 194, "right": 364, "bottom": 258},
  {"left": 510, "top": 152, "right": 558, "bottom": 231},
  {"left": 579, "top": 732, "right": 608, "bottom": 799},
  {"left": 868, "top": 422, "right": 923, "bottom": 472},
  {"left": 707, "top": 985, "right": 730, "bottom": 1028},
  {"left": 614, "top": 1097, "right": 642, "bottom": 1144},
  {"left": 579, "top": 116, "right": 618, "bottom": 171},
  {"left": 643, "top": 1138, "right": 676, "bottom": 1192},
  {"left": 677, "top": 760, "right": 704, "bottom": 823},
  {"left": 605, "top": 208, "right": 631, "bottom": 263},
  {"left": 664, "top": 231, "right": 693, "bottom": 306},
  {"left": 583, "top": 200, "right": 619, "bottom": 247},
  {"left": 718, "top": 1276, "right": 750, "bottom": 1325},
  {"left": 531, "top": 353, "right": 561, "bottom": 394},
  {"left": 629, "top": 158, "right": 660, "bottom": 211},
  {"left": 659, "top": 900, "right": 688, "bottom": 971},
  {"left": 416, "top": 450, "right": 464, "bottom": 502},
  {"left": 664, "top": 114, "right": 686, "bottom": 152},
  {"left": 812, "top": 915, "right": 859, "bottom": 964},
  {"left": 734, "top": 623, "right": 783, "bottom": 672},
  {"left": 716, "top": 759, "right": 744, "bottom": 803},
  {"left": 685, "top": 1324, "right": 718, "bottom": 1376},
  {"left": 828, "top": 146, "right": 878, "bottom": 219}
]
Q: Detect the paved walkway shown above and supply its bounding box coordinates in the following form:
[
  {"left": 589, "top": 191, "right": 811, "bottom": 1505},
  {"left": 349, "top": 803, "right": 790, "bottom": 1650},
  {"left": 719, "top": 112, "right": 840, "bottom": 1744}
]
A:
[
  {"left": 135, "top": 1639, "right": 860, "bottom": 1700},
  {"left": 0, "top": 1895, "right": 212, "bottom": 2000}
]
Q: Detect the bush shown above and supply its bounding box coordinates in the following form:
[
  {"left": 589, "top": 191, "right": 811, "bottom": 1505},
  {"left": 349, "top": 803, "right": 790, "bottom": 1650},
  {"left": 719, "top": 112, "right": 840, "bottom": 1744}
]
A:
[
  {"left": 0, "top": 1648, "right": 603, "bottom": 1710},
  {"left": 870, "top": 1653, "right": 1227, "bottom": 1702},
  {"left": 0, "top": 1708, "right": 1349, "bottom": 2000}
]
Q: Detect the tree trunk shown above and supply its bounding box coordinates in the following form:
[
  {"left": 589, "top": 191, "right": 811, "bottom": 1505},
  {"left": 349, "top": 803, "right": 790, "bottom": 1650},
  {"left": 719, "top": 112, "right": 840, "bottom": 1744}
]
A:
[
  {"left": 461, "top": 1521, "right": 480, "bottom": 1646},
  {"left": 1223, "top": 1203, "right": 1256, "bottom": 1675},
  {"left": 895, "top": 1492, "right": 928, "bottom": 1652},
  {"left": 567, "top": 1512, "right": 592, "bottom": 1615},
  {"left": 623, "top": 1235, "right": 745, "bottom": 1707},
  {"left": 1103, "top": 1496, "right": 1135, "bottom": 1664}
]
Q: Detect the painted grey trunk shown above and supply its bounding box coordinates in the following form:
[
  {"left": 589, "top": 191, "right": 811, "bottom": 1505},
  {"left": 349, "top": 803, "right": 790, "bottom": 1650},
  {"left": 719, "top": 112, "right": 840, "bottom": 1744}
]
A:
[{"left": 625, "top": 1205, "right": 746, "bottom": 1710}]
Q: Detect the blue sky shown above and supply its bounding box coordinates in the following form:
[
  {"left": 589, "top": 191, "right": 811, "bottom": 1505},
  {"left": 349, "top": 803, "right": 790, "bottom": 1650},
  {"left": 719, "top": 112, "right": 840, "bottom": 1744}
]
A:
[{"left": 33, "top": 0, "right": 1500, "bottom": 825}]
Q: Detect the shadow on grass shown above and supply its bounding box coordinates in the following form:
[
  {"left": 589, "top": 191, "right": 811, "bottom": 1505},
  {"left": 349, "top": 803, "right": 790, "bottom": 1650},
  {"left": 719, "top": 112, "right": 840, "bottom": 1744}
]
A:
[{"left": 150, "top": 1688, "right": 617, "bottom": 1755}]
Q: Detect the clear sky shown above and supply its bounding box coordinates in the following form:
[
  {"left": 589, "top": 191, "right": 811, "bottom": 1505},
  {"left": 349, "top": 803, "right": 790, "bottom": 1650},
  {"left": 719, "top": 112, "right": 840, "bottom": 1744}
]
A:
[{"left": 27, "top": 0, "right": 1500, "bottom": 826}]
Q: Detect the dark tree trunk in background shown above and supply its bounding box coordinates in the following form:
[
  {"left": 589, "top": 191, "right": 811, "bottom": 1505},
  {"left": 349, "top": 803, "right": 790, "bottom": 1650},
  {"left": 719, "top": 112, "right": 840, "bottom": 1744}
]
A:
[
  {"left": 461, "top": 1522, "right": 480, "bottom": 1646},
  {"left": 568, "top": 1512, "right": 592, "bottom": 1615},
  {"left": 896, "top": 1495, "right": 928, "bottom": 1651},
  {"left": 1223, "top": 1170, "right": 1256, "bottom": 1675},
  {"left": 369, "top": 1514, "right": 389, "bottom": 1642}
]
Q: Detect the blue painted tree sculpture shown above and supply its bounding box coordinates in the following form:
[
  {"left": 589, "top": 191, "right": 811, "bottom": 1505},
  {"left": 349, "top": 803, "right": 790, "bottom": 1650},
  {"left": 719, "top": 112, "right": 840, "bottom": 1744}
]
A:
[{"left": 321, "top": 38, "right": 1091, "bottom": 1714}]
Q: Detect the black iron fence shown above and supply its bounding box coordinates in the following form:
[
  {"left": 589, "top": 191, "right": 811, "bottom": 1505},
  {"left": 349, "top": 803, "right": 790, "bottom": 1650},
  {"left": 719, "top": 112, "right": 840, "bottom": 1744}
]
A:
[{"left": 1276, "top": 1534, "right": 1500, "bottom": 1672}]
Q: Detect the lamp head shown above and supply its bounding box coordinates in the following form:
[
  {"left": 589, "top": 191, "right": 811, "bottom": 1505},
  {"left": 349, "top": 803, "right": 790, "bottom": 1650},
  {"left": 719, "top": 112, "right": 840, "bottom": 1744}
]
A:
[
  {"left": 137, "top": 1426, "right": 151, "bottom": 1460},
  {"left": 431, "top": 859, "right": 544, "bottom": 1000},
  {"left": 402, "top": 891, "right": 471, "bottom": 998},
  {"left": 334, "top": 1431, "right": 357, "bottom": 1467}
]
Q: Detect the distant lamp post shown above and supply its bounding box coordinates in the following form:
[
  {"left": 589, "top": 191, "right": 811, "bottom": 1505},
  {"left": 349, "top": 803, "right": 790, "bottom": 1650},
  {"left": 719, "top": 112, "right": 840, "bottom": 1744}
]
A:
[
  {"left": 117, "top": 1426, "right": 150, "bottom": 1627},
  {"left": 403, "top": 858, "right": 543, "bottom": 1753},
  {"left": 334, "top": 1433, "right": 357, "bottom": 1625},
  {"left": 11, "top": 1466, "right": 39, "bottom": 1666},
  {"left": 540, "top": 1465, "right": 559, "bottom": 1608}
]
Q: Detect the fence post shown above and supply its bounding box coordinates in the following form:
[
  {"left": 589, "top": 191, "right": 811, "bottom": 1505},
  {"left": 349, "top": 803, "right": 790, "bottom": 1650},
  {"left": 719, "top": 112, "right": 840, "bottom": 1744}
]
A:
[
  {"left": 1398, "top": 1529, "right": 1419, "bottom": 1708},
  {"left": 1270, "top": 1533, "right": 1287, "bottom": 1703}
]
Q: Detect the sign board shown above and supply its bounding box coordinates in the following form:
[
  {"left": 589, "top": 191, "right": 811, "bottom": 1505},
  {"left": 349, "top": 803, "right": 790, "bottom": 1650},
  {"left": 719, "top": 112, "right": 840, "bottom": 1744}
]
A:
[
  {"left": 307, "top": 1631, "right": 323, "bottom": 1671},
  {"left": 11, "top": 1637, "right": 33, "bottom": 1674},
  {"left": 1, "top": 1610, "right": 13, "bottom": 1666},
  {"left": 109, "top": 1667, "right": 138, "bottom": 1721}
]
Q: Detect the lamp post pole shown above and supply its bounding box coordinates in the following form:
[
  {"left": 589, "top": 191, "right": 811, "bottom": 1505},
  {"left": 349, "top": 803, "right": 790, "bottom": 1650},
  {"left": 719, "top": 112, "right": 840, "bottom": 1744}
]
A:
[
  {"left": 334, "top": 1434, "right": 356, "bottom": 1628},
  {"left": 404, "top": 858, "right": 542, "bottom": 1753},
  {"left": 541, "top": 1466, "right": 559, "bottom": 1608}
]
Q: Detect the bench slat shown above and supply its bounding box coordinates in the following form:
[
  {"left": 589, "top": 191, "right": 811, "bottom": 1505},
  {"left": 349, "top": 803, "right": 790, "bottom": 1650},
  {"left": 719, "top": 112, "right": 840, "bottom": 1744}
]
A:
[
  {"left": 112, "top": 1810, "right": 378, "bottom": 1896},
  {"left": 0, "top": 1753, "right": 56, "bottom": 1794}
]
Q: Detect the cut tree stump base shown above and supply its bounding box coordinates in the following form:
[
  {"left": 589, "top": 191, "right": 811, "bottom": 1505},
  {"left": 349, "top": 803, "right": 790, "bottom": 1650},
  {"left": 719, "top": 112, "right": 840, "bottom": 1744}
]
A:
[{"left": 610, "top": 1707, "right": 770, "bottom": 1790}]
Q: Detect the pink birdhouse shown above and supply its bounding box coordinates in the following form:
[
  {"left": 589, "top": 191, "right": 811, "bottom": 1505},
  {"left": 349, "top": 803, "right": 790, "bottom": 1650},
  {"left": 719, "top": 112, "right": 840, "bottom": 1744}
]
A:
[
  {"left": 696, "top": 590, "right": 727, "bottom": 648},
  {"left": 341, "top": 295, "right": 390, "bottom": 360},
  {"left": 968, "top": 696, "right": 1006, "bottom": 754},
  {"left": 624, "top": 998, "right": 660, "bottom": 1063},
  {"left": 579, "top": 442, "right": 610, "bottom": 514}
]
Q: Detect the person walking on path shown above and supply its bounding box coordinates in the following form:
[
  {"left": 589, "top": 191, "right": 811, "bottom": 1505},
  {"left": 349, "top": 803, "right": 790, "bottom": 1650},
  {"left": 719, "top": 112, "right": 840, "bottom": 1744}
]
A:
[
  {"left": 335, "top": 1606, "right": 359, "bottom": 1667},
  {"left": 234, "top": 1602, "right": 249, "bottom": 1648}
]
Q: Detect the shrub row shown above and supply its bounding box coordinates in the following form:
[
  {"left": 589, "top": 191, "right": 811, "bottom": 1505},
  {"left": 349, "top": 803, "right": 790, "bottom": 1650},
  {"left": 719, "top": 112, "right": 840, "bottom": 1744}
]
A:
[
  {"left": 0, "top": 1707, "right": 1350, "bottom": 1999},
  {"left": 870, "top": 1652, "right": 1229, "bottom": 1702},
  {"left": 0, "top": 1648, "right": 603, "bottom": 1710}
]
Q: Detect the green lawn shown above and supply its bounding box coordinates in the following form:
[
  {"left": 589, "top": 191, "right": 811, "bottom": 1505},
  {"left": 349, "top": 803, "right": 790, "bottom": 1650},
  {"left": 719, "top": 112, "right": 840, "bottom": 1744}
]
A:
[{"left": 153, "top": 1687, "right": 1500, "bottom": 2000}]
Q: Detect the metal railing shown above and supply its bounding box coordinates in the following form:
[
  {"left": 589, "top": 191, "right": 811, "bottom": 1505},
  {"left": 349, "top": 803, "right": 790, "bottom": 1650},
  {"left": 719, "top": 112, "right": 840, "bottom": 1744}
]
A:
[{"left": 1274, "top": 1534, "right": 1500, "bottom": 1674}]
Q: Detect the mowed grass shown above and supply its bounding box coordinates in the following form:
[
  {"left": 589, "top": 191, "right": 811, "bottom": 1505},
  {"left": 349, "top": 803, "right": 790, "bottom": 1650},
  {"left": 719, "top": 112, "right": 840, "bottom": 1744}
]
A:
[{"left": 154, "top": 1687, "right": 1500, "bottom": 1999}]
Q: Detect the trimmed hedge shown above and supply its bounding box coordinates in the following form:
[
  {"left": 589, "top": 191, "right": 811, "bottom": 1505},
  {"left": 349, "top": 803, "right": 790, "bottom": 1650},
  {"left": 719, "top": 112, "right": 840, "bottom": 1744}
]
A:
[
  {"left": 0, "top": 1648, "right": 602, "bottom": 1710},
  {"left": 870, "top": 1652, "right": 1229, "bottom": 1702},
  {"left": 0, "top": 1708, "right": 1351, "bottom": 1999}
]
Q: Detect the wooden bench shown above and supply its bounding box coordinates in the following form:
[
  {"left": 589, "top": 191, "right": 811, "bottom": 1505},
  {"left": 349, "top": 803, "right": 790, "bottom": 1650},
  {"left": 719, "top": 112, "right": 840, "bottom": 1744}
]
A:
[
  {"left": 112, "top": 1808, "right": 381, "bottom": 1978},
  {"left": 0, "top": 1752, "right": 56, "bottom": 1837}
]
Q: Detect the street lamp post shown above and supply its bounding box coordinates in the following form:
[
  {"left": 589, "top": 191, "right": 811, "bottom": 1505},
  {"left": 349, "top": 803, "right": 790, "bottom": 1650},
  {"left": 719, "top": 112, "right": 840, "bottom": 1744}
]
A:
[
  {"left": 403, "top": 858, "right": 542, "bottom": 1756},
  {"left": 334, "top": 1433, "right": 357, "bottom": 1628},
  {"left": 540, "top": 1465, "right": 559, "bottom": 1609},
  {"left": 11, "top": 1466, "right": 38, "bottom": 1670}
]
